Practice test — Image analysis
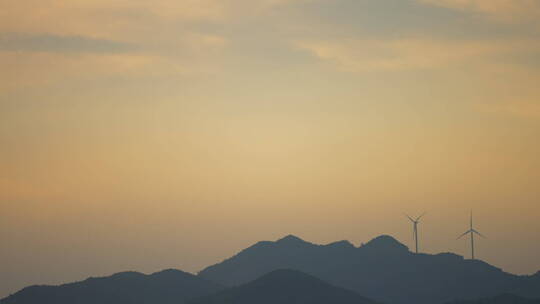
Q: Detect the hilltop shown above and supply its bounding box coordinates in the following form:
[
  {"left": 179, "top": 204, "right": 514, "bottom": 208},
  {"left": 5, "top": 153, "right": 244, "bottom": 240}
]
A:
[{"left": 190, "top": 269, "right": 378, "bottom": 304}]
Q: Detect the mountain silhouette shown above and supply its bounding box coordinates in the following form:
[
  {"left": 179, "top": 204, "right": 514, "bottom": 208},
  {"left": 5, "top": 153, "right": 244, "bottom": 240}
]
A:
[
  {"left": 446, "top": 294, "right": 540, "bottom": 304},
  {"left": 190, "top": 269, "right": 379, "bottom": 304},
  {"left": 0, "top": 269, "right": 223, "bottom": 304},
  {"left": 198, "top": 235, "right": 540, "bottom": 304}
]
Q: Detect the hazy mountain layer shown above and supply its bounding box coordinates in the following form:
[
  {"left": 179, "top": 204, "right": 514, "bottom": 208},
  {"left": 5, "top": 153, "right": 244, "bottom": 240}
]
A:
[
  {"left": 190, "top": 269, "right": 378, "bottom": 304},
  {"left": 446, "top": 294, "right": 540, "bottom": 304},
  {"left": 0, "top": 269, "right": 223, "bottom": 304}
]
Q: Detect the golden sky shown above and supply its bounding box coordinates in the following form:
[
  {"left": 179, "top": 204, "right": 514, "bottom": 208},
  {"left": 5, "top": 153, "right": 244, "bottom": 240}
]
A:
[{"left": 1, "top": 0, "right": 540, "bottom": 298}]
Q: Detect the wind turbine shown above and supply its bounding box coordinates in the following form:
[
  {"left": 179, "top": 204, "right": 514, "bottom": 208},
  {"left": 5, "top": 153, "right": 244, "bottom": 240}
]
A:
[
  {"left": 405, "top": 212, "right": 425, "bottom": 253},
  {"left": 457, "top": 211, "right": 486, "bottom": 260}
]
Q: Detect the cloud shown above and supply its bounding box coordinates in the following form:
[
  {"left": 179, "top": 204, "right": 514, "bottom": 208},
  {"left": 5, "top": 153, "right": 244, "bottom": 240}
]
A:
[
  {"left": 0, "top": 28, "right": 228, "bottom": 90},
  {"left": 0, "top": 0, "right": 226, "bottom": 34},
  {"left": 296, "top": 38, "right": 540, "bottom": 71},
  {"left": 0, "top": 51, "right": 171, "bottom": 89},
  {"left": 0, "top": 0, "right": 308, "bottom": 40},
  {"left": 0, "top": 30, "right": 228, "bottom": 90},
  {"left": 0, "top": 33, "right": 137, "bottom": 53},
  {"left": 477, "top": 101, "right": 540, "bottom": 119},
  {"left": 418, "top": 0, "right": 540, "bottom": 22}
]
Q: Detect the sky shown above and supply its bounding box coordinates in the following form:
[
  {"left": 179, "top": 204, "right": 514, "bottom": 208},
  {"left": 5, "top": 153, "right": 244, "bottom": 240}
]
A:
[{"left": 1, "top": 0, "right": 540, "bottom": 298}]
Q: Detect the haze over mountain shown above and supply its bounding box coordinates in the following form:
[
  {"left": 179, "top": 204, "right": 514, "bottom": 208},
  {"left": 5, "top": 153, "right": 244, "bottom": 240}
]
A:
[
  {"left": 199, "top": 235, "right": 540, "bottom": 304},
  {"left": 446, "top": 294, "right": 540, "bottom": 304},
  {"left": 4, "top": 234, "right": 540, "bottom": 304},
  {"left": 0, "top": 269, "right": 222, "bottom": 304},
  {"left": 190, "top": 269, "right": 378, "bottom": 304}
]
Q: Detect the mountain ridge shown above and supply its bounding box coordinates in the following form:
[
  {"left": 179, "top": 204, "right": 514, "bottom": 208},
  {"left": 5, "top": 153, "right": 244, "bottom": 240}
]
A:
[
  {"left": 0, "top": 269, "right": 223, "bottom": 304},
  {"left": 198, "top": 234, "right": 540, "bottom": 304}
]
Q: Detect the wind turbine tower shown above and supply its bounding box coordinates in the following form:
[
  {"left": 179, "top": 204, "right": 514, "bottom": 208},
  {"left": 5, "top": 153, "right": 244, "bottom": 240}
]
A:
[
  {"left": 406, "top": 213, "right": 425, "bottom": 253},
  {"left": 458, "top": 212, "right": 486, "bottom": 260}
]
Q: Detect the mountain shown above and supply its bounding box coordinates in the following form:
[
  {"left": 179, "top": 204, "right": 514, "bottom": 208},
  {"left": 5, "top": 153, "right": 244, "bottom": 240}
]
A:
[
  {"left": 198, "top": 235, "right": 540, "bottom": 304},
  {"left": 447, "top": 294, "right": 540, "bottom": 304},
  {"left": 190, "top": 269, "right": 379, "bottom": 304},
  {"left": 1, "top": 269, "right": 223, "bottom": 304}
]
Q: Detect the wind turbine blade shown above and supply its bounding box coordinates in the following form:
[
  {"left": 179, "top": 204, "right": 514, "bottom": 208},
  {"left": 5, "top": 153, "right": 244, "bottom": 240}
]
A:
[
  {"left": 416, "top": 212, "right": 427, "bottom": 222},
  {"left": 472, "top": 229, "right": 487, "bottom": 238},
  {"left": 405, "top": 214, "right": 415, "bottom": 222},
  {"left": 457, "top": 230, "right": 471, "bottom": 239}
]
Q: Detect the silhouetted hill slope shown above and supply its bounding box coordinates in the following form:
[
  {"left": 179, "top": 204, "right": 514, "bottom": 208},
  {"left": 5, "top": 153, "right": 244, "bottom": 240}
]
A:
[
  {"left": 190, "top": 269, "right": 379, "bottom": 304},
  {"left": 447, "top": 294, "right": 540, "bottom": 304},
  {"left": 198, "top": 235, "right": 540, "bottom": 304},
  {"left": 1, "top": 269, "right": 223, "bottom": 304}
]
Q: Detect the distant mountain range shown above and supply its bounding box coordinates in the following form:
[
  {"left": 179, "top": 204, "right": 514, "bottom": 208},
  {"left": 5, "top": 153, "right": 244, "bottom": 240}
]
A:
[
  {"left": 0, "top": 269, "right": 222, "bottom": 304},
  {"left": 190, "top": 269, "right": 378, "bottom": 304},
  {"left": 3, "top": 234, "right": 540, "bottom": 304},
  {"left": 198, "top": 235, "right": 540, "bottom": 304}
]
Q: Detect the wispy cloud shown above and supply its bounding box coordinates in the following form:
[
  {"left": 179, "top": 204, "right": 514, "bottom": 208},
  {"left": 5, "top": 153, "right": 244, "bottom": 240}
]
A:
[
  {"left": 0, "top": 52, "right": 168, "bottom": 89},
  {"left": 296, "top": 38, "right": 540, "bottom": 71},
  {"left": 0, "top": 0, "right": 309, "bottom": 39},
  {"left": 477, "top": 101, "right": 540, "bottom": 119},
  {"left": 418, "top": 0, "right": 540, "bottom": 22},
  {"left": 0, "top": 33, "right": 137, "bottom": 53},
  {"left": 0, "top": 31, "right": 228, "bottom": 90}
]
